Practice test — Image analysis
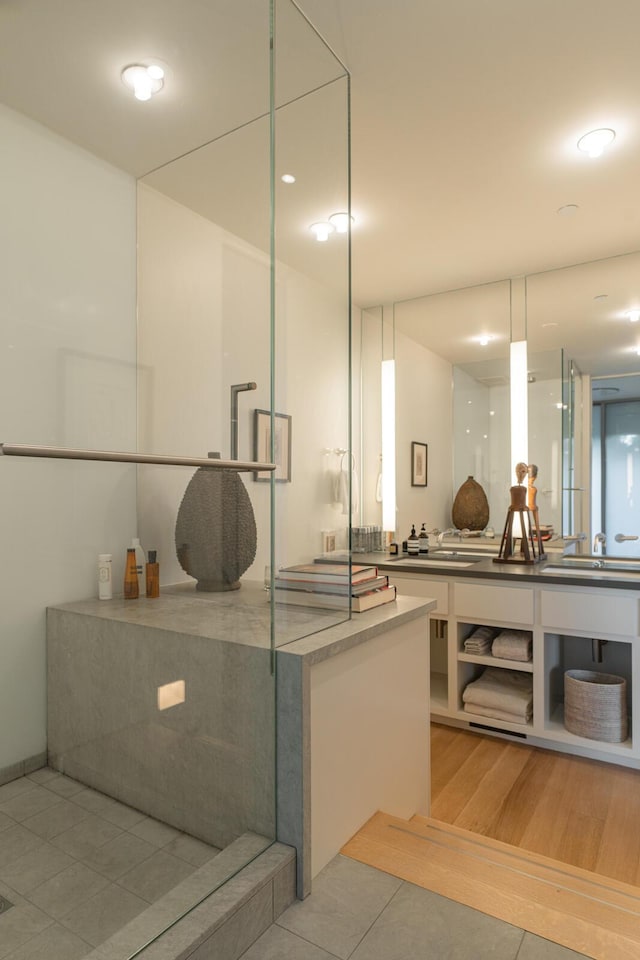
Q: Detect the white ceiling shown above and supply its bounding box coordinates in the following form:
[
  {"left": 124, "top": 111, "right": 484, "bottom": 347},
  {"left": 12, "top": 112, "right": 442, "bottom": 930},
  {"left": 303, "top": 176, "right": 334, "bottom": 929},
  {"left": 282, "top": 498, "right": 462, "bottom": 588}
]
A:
[{"left": 2, "top": 0, "right": 640, "bottom": 378}]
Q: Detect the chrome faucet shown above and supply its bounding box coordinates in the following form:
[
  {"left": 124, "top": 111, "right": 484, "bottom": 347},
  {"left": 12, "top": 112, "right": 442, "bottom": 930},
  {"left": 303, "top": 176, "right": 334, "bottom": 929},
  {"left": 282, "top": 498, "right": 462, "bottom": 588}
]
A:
[
  {"left": 230, "top": 382, "right": 257, "bottom": 459},
  {"left": 593, "top": 532, "right": 606, "bottom": 554}
]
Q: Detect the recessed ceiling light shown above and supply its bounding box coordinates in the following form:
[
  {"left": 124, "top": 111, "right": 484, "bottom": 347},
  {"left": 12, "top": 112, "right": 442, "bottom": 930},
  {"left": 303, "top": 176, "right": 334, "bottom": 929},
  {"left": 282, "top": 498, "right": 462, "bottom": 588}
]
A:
[
  {"left": 121, "top": 63, "right": 165, "bottom": 101},
  {"left": 557, "top": 204, "right": 579, "bottom": 216},
  {"left": 477, "top": 334, "right": 493, "bottom": 346},
  {"left": 577, "top": 128, "right": 615, "bottom": 158},
  {"left": 281, "top": 174, "right": 296, "bottom": 184},
  {"left": 309, "top": 221, "right": 334, "bottom": 242},
  {"left": 542, "top": 321, "right": 558, "bottom": 328},
  {"left": 626, "top": 309, "right": 640, "bottom": 323},
  {"left": 328, "top": 212, "right": 354, "bottom": 233}
]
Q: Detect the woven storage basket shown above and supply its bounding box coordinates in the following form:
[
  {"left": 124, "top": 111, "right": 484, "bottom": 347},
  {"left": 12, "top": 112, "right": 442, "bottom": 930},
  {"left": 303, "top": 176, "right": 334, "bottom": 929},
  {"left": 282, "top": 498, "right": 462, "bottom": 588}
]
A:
[{"left": 564, "top": 669, "right": 628, "bottom": 743}]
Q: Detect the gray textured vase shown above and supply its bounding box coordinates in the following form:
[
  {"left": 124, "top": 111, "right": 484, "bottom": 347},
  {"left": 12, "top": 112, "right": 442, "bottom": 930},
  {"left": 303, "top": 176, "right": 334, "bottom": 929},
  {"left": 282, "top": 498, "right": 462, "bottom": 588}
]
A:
[
  {"left": 175, "top": 462, "right": 257, "bottom": 591},
  {"left": 451, "top": 475, "right": 490, "bottom": 531}
]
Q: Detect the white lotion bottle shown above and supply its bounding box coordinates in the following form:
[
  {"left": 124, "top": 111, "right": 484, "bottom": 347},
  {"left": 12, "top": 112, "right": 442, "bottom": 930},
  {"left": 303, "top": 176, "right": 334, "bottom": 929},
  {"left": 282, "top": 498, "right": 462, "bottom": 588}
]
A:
[
  {"left": 131, "top": 538, "right": 146, "bottom": 597},
  {"left": 98, "top": 554, "right": 113, "bottom": 600}
]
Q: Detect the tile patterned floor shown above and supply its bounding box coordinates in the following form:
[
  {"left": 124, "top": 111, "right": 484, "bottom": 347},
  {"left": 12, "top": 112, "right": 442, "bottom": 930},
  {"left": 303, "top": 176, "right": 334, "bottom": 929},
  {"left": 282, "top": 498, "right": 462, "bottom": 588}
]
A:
[
  {"left": 241, "top": 854, "right": 594, "bottom": 960},
  {"left": 0, "top": 768, "right": 220, "bottom": 959}
]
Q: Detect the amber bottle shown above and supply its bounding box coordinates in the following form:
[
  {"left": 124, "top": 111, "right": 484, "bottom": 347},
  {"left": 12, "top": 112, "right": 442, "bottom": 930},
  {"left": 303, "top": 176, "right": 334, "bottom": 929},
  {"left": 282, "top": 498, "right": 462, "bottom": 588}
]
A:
[
  {"left": 146, "top": 550, "right": 160, "bottom": 598},
  {"left": 123, "top": 547, "right": 139, "bottom": 599}
]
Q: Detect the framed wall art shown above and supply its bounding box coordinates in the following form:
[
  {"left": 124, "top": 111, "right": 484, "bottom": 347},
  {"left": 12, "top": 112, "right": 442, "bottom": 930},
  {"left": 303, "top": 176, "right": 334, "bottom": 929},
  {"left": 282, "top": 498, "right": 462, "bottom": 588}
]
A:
[
  {"left": 411, "top": 441, "right": 428, "bottom": 487},
  {"left": 253, "top": 409, "right": 292, "bottom": 482}
]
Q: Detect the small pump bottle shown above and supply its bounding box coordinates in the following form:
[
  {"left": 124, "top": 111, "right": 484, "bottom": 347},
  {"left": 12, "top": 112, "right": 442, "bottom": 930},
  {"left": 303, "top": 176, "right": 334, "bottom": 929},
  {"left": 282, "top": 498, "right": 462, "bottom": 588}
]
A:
[
  {"left": 124, "top": 548, "right": 139, "bottom": 599},
  {"left": 131, "top": 537, "right": 146, "bottom": 596},
  {"left": 146, "top": 550, "right": 160, "bottom": 598},
  {"left": 419, "top": 523, "right": 430, "bottom": 554},
  {"left": 97, "top": 554, "right": 113, "bottom": 600},
  {"left": 407, "top": 524, "right": 420, "bottom": 555}
]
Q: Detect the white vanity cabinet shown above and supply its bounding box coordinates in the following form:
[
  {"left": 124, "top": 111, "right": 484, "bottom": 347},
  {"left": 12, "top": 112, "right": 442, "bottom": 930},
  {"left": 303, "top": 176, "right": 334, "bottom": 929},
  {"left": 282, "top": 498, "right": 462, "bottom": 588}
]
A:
[{"left": 392, "top": 571, "right": 640, "bottom": 767}]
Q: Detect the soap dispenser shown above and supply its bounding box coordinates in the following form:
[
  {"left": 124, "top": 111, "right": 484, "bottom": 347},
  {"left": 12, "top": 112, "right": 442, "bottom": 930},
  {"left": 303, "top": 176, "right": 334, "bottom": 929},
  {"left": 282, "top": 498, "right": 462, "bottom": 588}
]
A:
[
  {"left": 407, "top": 524, "right": 420, "bottom": 555},
  {"left": 419, "top": 523, "right": 429, "bottom": 554}
]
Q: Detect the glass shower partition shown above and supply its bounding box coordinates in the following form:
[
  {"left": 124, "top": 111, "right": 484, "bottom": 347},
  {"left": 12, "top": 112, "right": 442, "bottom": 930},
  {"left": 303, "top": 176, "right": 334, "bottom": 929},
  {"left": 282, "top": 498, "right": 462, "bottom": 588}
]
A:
[{"left": 0, "top": 2, "right": 351, "bottom": 957}]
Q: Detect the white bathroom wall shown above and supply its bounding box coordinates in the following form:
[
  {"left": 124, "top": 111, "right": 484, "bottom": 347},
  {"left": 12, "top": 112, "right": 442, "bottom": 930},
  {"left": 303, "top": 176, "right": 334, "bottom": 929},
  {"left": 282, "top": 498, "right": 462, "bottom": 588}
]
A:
[
  {"left": 394, "top": 326, "right": 453, "bottom": 540},
  {"left": 136, "top": 184, "right": 351, "bottom": 583},
  {"left": 0, "top": 105, "right": 137, "bottom": 772}
]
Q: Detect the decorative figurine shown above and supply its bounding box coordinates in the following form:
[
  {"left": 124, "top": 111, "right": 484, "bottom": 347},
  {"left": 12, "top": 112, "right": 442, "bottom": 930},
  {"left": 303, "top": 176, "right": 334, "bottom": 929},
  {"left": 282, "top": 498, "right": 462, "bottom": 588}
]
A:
[{"left": 494, "top": 462, "right": 544, "bottom": 564}]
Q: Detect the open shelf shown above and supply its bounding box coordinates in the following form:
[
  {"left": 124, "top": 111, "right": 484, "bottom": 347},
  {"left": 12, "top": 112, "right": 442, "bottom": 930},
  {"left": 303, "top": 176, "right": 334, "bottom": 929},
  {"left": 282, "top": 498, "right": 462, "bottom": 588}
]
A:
[
  {"left": 546, "top": 703, "right": 633, "bottom": 754},
  {"left": 458, "top": 652, "right": 533, "bottom": 672},
  {"left": 456, "top": 706, "right": 533, "bottom": 734}
]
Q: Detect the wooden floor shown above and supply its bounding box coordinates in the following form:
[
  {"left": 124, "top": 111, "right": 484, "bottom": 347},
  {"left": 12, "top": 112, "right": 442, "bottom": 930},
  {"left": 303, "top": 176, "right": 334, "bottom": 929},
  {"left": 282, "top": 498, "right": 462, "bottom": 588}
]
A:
[
  {"left": 430, "top": 723, "right": 640, "bottom": 886},
  {"left": 340, "top": 725, "right": 640, "bottom": 959}
]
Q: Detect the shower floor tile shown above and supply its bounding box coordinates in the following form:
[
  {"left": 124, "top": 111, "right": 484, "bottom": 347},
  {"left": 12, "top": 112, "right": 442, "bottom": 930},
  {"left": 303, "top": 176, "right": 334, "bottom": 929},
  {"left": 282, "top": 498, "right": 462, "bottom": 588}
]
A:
[{"left": 0, "top": 769, "right": 222, "bottom": 959}]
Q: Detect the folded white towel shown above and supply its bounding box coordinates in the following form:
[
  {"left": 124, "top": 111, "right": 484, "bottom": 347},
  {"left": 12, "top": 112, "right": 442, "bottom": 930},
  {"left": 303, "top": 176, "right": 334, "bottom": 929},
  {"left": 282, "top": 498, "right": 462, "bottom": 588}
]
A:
[
  {"left": 463, "top": 702, "right": 532, "bottom": 724},
  {"left": 462, "top": 668, "right": 533, "bottom": 718},
  {"left": 492, "top": 630, "right": 532, "bottom": 662}
]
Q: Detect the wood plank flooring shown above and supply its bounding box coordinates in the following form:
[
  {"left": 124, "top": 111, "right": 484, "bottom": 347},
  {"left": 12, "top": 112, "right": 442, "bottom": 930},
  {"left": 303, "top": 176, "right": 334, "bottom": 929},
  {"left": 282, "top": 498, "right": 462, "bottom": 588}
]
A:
[
  {"left": 340, "top": 725, "right": 640, "bottom": 959},
  {"left": 341, "top": 811, "right": 640, "bottom": 960},
  {"left": 430, "top": 724, "right": 640, "bottom": 886}
]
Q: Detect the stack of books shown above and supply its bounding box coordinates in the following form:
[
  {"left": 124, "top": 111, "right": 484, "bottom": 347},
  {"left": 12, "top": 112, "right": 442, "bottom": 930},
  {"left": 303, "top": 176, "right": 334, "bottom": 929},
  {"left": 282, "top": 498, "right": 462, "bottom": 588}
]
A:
[{"left": 274, "top": 562, "right": 396, "bottom": 612}]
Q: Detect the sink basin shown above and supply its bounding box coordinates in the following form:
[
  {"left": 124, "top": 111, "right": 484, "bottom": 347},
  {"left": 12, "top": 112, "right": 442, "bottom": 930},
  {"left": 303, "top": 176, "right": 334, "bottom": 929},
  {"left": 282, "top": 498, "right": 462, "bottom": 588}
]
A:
[
  {"left": 542, "top": 556, "right": 640, "bottom": 577},
  {"left": 387, "top": 556, "right": 476, "bottom": 568},
  {"left": 434, "top": 549, "right": 496, "bottom": 558}
]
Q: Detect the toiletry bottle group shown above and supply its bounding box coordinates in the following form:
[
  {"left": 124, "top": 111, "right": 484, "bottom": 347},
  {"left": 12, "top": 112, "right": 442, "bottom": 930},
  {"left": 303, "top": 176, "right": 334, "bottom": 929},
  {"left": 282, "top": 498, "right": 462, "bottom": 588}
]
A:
[
  {"left": 97, "top": 554, "right": 113, "bottom": 600},
  {"left": 407, "top": 524, "right": 420, "bottom": 555},
  {"left": 123, "top": 541, "right": 160, "bottom": 599}
]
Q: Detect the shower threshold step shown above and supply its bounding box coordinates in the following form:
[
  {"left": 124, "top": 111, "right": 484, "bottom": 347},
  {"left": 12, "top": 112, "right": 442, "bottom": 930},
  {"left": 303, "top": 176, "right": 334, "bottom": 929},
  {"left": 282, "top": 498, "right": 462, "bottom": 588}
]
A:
[{"left": 84, "top": 834, "right": 294, "bottom": 960}]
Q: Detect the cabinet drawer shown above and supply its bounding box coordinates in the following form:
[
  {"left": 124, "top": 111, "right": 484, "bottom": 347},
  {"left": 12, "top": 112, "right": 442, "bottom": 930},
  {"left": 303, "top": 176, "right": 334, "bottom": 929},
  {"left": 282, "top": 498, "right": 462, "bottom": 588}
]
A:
[
  {"left": 454, "top": 581, "right": 533, "bottom": 625},
  {"left": 541, "top": 589, "right": 639, "bottom": 637},
  {"left": 392, "top": 576, "right": 449, "bottom": 614}
]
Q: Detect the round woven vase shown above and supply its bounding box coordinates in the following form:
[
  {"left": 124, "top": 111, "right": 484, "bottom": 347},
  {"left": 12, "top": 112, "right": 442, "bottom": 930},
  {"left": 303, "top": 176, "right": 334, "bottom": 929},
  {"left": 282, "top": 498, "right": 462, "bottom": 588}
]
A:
[
  {"left": 452, "top": 476, "right": 490, "bottom": 531},
  {"left": 175, "top": 466, "right": 257, "bottom": 591}
]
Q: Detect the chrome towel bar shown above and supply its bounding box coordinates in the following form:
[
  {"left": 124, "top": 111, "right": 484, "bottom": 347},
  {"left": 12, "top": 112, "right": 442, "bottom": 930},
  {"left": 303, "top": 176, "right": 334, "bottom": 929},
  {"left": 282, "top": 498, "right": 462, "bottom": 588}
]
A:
[{"left": 0, "top": 443, "right": 275, "bottom": 472}]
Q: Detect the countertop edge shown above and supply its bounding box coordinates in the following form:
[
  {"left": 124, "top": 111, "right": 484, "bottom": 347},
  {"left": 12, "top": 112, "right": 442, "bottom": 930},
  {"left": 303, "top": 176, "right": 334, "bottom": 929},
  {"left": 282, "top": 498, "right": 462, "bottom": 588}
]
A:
[{"left": 275, "top": 595, "right": 435, "bottom": 665}]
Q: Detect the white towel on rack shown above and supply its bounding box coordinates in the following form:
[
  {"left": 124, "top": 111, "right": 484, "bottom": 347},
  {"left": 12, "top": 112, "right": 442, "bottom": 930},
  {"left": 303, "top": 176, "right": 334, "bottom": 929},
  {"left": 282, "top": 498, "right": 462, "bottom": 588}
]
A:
[
  {"left": 333, "top": 455, "right": 359, "bottom": 516},
  {"left": 463, "top": 702, "right": 532, "bottom": 724}
]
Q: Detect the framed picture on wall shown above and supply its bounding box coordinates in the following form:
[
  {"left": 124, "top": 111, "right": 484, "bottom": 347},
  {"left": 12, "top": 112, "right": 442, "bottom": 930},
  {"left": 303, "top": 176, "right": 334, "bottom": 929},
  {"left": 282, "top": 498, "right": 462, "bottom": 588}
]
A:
[
  {"left": 253, "top": 409, "right": 292, "bottom": 482},
  {"left": 411, "top": 441, "right": 428, "bottom": 487}
]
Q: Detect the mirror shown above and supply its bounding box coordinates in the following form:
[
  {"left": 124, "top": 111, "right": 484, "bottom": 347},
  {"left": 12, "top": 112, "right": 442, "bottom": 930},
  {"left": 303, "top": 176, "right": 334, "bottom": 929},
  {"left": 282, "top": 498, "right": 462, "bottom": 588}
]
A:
[{"left": 359, "top": 250, "right": 640, "bottom": 551}]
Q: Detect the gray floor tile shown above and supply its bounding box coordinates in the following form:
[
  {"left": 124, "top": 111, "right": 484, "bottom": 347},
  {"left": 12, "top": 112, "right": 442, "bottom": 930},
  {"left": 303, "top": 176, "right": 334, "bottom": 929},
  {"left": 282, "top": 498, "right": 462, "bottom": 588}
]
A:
[
  {"left": 517, "top": 932, "right": 591, "bottom": 959},
  {"left": 44, "top": 776, "right": 86, "bottom": 799},
  {"left": 0, "top": 780, "right": 34, "bottom": 804},
  {"left": 0, "top": 811, "right": 13, "bottom": 834},
  {"left": 164, "top": 833, "right": 220, "bottom": 867},
  {"left": 241, "top": 924, "right": 337, "bottom": 959},
  {"left": 0, "top": 842, "right": 74, "bottom": 895},
  {"left": 26, "top": 768, "right": 59, "bottom": 786},
  {"left": 28, "top": 860, "right": 110, "bottom": 920},
  {"left": 350, "top": 881, "right": 524, "bottom": 960},
  {"left": 277, "top": 854, "right": 402, "bottom": 960},
  {"left": 128, "top": 817, "right": 180, "bottom": 848},
  {"left": 51, "top": 815, "right": 123, "bottom": 859},
  {"left": 0, "top": 901, "right": 53, "bottom": 960},
  {"left": 0, "top": 785, "right": 63, "bottom": 823},
  {"left": 0, "top": 825, "right": 45, "bottom": 871},
  {"left": 22, "top": 798, "right": 91, "bottom": 840},
  {"left": 71, "top": 790, "right": 146, "bottom": 829},
  {"left": 81, "top": 831, "right": 157, "bottom": 880},
  {"left": 61, "top": 882, "right": 148, "bottom": 947},
  {"left": 118, "top": 849, "right": 196, "bottom": 903},
  {"left": 2, "top": 921, "right": 91, "bottom": 960}
]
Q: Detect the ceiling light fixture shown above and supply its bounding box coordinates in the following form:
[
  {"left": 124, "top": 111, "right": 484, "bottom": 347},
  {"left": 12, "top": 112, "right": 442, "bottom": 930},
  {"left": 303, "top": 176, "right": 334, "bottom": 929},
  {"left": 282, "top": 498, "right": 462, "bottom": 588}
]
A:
[
  {"left": 626, "top": 309, "right": 640, "bottom": 323},
  {"left": 281, "top": 174, "right": 296, "bottom": 184},
  {"left": 557, "top": 204, "right": 579, "bottom": 216},
  {"left": 328, "top": 212, "right": 354, "bottom": 234},
  {"left": 309, "top": 221, "right": 334, "bottom": 242},
  {"left": 121, "top": 63, "right": 165, "bottom": 101},
  {"left": 477, "top": 334, "right": 493, "bottom": 346},
  {"left": 577, "top": 128, "right": 615, "bottom": 158}
]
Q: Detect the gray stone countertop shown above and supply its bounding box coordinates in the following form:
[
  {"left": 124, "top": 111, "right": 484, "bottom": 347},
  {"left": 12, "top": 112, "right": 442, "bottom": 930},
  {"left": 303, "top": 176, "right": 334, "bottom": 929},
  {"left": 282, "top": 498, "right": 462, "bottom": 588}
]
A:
[
  {"left": 359, "top": 551, "right": 640, "bottom": 591},
  {"left": 49, "top": 580, "right": 435, "bottom": 657}
]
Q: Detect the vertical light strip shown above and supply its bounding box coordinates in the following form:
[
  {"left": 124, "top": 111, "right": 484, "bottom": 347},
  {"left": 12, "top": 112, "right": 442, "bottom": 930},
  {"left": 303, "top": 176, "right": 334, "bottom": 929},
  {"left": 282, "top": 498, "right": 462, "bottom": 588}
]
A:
[
  {"left": 510, "top": 339, "right": 528, "bottom": 469},
  {"left": 381, "top": 359, "right": 396, "bottom": 532}
]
